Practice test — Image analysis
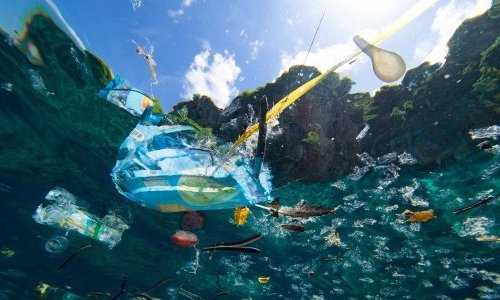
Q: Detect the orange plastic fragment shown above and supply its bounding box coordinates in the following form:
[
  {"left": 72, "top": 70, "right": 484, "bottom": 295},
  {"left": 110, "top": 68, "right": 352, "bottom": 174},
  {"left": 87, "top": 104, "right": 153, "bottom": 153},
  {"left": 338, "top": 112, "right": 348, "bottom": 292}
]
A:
[{"left": 401, "top": 209, "right": 435, "bottom": 223}]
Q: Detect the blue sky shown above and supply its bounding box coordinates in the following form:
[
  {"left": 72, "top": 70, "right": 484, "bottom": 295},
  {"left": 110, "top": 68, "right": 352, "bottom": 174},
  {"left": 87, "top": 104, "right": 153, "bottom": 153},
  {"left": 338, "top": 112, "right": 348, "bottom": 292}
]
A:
[{"left": 45, "top": 0, "right": 492, "bottom": 110}]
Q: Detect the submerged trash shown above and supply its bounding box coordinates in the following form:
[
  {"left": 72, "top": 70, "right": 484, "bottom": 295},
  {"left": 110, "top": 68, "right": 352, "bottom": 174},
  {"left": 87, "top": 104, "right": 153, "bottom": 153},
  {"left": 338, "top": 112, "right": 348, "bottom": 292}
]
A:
[
  {"left": 477, "top": 141, "right": 493, "bottom": 150},
  {"left": 181, "top": 211, "right": 205, "bottom": 231},
  {"left": 453, "top": 195, "right": 496, "bottom": 214},
  {"left": 401, "top": 209, "right": 436, "bottom": 223},
  {"left": 475, "top": 236, "right": 500, "bottom": 242},
  {"left": 469, "top": 125, "right": 500, "bottom": 140},
  {"left": 258, "top": 276, "right": 270, "bottom": 284},
  {"left": 280, "top": 223, "right": 305, "bottom": 232},
  {"left": 171, "top": 230, "right": 198, "bottom": 247},
  {"left": 256, "top": 199, "right": 338, "bottom": 218},
  {"left": 1, "top": 247, "right": 15, "bottom": 258},
  {"left": 35, "top": 282, "right": 85, "bottom": 300},
  {"left": 353, "top": 35, "right": 406, "bottom": 82},
  {"left": 355, "top": 124, "right": 370, "bottom": 141},
  {"left": 45, "top": 236, "right": 68, "bottom": 254},
  {"left": 202, "top": 234, "right": 262, "bottom": 253},
  {"left": 111, "top": 106, "right": 272, "bottom": 212},
  {"left": 233, "top": 206, "right": 250, "bottom": 226},
  {"left": 33, "top": 187, "right": 129, "bottom": 249},
  {"left": 326, "top": 232, "right": 341, "bottom": 246},
  {"left": 57, "top": 242, "right": 92, "bottom": 271}
]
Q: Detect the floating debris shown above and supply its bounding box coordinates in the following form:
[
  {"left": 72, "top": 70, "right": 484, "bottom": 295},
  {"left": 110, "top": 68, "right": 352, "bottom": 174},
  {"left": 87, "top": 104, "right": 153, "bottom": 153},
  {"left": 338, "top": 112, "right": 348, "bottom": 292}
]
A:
[
  {"left": 45, "top": 235, "right": 68, "bottom": 254},
  {"left": 475, "top": 236, "right": 500, "bottom": 242},
  {"left": 326, "top": 232, "right": 341, "bottom": 246},
  {"left": 233, "top": 206, "right": 250, "bottom": 226},
  {"left": 355, "top": 124, "right": 370, "bottom": 141},
  {"left": 280, "top": 223, "right": 305, "bottom": 232},
  {"left": 398, "top": 152, "right": 418, "bottom": 165},
  {"left": 324, "top": 248, "right": 351, "bottom": 262},
  {"left": 255, "top": 199, "right": 338, "bottom": 218},
  {"left": 35, "top": 282, "right": 85, "bottom": 299},
  {"left": 1, "top": 247, "right": 15, "bottom": 258},
  {"left": 353, "top": 35, "right": 406, "bottom": 82},
  {"left": 171, "top": 230, "right": 198, "bottom": 247},
  {"left": 57, "top": 242, "right": 92, "bottom": 271},
  {"left": 477, "top": 140, "right": 493, "bottom": 150},
  {"left": 469, "top": 125, "right": 500, "bottom": 140},
  {"left": 202, "top": 234, "right": 262, "bottom": 253},
  {"left": 258, "top": 276, "right": 270, "bottom": 284},
  {"left": 401, "top": 209, "right": 435, "bottom": 223},
  {"left": 181, "top": 211, "right": 205, "bottom": 231},
  {"left": 87, "top": 291, "right": 111, "bottom": 298},
  {"left": 33, "top": 187, "right": 129, "bottom": 249},
  {"left": 453, "top": 195, "right": 495, "bottom": 215},
  {"left": 110, "top": 275, "right": 128, "bottom": 300},
  {"left": 0, "top": 82, "right": 13, "bottom": 92}
]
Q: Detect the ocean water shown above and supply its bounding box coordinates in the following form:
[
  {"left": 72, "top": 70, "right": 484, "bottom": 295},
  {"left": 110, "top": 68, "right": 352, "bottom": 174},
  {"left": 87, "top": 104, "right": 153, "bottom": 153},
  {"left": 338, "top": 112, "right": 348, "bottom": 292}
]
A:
[{"left": 0, "top": 3, "right": 499, "bottom": 300}]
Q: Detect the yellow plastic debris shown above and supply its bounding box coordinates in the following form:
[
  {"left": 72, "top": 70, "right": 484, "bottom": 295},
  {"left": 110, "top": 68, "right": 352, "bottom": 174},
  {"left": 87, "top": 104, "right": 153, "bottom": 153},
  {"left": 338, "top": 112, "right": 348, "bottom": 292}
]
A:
[
  {"left": 401, "top": 209, "right": 435, "bottom": 223},
  {"left": 233, "top": 206, "right": 250, "bottom": 226},
  {"left": 258, "top": 276, "right": 270, "bottom": 284}
]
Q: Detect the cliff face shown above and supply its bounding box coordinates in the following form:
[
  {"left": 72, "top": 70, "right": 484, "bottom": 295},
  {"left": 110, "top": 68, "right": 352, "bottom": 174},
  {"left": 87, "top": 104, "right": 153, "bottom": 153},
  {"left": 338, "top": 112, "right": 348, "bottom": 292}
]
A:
[
  {"left": 362, "top": 12, "right": 499, "bottom": 165},
  {"left": 178, "top": 9, "right": 499, "bottom": 183}
]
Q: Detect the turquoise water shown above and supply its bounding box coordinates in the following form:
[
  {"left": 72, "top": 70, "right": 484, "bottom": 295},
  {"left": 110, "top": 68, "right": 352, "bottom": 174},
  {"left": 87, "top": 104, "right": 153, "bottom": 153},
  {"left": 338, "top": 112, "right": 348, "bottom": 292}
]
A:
[{"left": 0, "top": 4, "right": 499, "bottom": 300}]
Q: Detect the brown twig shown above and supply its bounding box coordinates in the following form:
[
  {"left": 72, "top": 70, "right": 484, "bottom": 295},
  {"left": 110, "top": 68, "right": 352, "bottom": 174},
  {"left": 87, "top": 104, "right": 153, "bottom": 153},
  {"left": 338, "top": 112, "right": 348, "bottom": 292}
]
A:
[{"left": 57, "top": 242, "right": 92, "bottom": 271}]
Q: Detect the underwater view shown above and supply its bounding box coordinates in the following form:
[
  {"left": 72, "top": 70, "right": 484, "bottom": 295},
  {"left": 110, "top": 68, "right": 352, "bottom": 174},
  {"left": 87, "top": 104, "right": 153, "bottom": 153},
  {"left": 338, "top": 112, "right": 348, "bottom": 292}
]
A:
[{"left": 0, "top": 0, "right": 499, "bottom": 299}]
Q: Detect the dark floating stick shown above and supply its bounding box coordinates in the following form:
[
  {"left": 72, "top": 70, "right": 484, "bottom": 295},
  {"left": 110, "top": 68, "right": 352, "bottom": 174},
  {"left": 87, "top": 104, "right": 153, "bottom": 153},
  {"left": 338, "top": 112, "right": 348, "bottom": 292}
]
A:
[
  {"left": 111, "top": 275, "right": 128, "bottom": 300},
  {"left": 202, "top": 234, "right": 262, "bottom": 253},
  {"left": 280, "top": 223, "right": 305, "bottom": 232},
  {"left": 453, "top": 195, "right": 495, "bottom": 214},
  {"left": 57, "top": 242, "right": 92, "bottom": 271},
  {"left": 111, "top": 290, "right": 125, "bottom": 300},
  {"left": 87, "top": 291, "right": 111, "bottom": 298},
  {"left": 179, "top": 287, "right": 204, "bottom": 300},
  {"left": 120, "top": 275, "right": 128, "bottom": 291},
  {"left": 202, "top": 246, "right": 261, "bottom": 253},
  {"left": 142, "top": 276, "right": 170, "bottom": 294}
]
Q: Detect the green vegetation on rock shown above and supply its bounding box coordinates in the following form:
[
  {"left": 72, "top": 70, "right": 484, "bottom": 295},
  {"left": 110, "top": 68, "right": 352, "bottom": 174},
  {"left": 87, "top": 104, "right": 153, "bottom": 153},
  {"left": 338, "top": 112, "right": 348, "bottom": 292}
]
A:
[
  {"left": 349, "top": 92, "right": 377, "bottom": 121},
  {"left": 302, "top": 131, "right": 320, "bottom": 146},
  {"left": 472, "top": 37, "right": 500, "bottom": 113}
]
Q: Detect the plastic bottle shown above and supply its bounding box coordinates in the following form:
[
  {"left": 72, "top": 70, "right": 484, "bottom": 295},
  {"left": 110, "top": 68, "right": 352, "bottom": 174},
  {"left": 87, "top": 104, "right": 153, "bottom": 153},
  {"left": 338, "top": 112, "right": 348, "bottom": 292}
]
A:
[{"left": 33, "top": 187, "right": 128, "bottom": 249}]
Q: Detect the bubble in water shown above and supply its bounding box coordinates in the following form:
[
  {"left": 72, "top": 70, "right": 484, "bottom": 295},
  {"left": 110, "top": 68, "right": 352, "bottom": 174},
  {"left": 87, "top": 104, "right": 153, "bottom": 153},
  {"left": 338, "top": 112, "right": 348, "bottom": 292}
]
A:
[{"left": 45, "top": 236, "right": 68, "bottom": 254}]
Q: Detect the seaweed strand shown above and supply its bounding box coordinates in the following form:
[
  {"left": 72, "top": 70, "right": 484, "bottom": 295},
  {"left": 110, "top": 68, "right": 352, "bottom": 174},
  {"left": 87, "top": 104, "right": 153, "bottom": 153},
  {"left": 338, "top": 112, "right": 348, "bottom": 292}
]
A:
[{"left": 57, "top": 242, "right": 92, "bottom": 271}]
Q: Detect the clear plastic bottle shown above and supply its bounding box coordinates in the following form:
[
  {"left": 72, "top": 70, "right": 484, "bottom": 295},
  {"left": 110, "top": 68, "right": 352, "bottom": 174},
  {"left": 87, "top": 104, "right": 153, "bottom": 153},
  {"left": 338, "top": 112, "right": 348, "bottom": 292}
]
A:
[{"left": 33, "top": 187, "right": 128, "bottom": 249}]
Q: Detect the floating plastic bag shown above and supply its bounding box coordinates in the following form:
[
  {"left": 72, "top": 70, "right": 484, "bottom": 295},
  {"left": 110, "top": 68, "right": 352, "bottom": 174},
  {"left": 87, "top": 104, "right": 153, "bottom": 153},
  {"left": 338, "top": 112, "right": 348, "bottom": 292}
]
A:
[
  {"left": 111, "top": 121, "right": 272, "bottom": 212},
  {"left": 33, "top": 187, "right": 129, "bottom": 249}
]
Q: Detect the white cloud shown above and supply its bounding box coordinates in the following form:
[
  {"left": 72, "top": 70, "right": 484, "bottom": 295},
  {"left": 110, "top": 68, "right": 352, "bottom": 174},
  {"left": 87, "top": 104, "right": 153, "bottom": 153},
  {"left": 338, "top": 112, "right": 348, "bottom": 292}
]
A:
[
  {"left": 183, "top": 44, "right": 241, "bottom": 108},
  {"left": 414, "top": 0, "right": 490, "bottom": 63},
  {"left": 279, "top": 29, "right": 377, "bottom": 74},
  {"left": 249, "top": 40, "right": 264, "bottom": 60},
  {"left": 168, "top": 0, "right": 195, "bottom": 17}
]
